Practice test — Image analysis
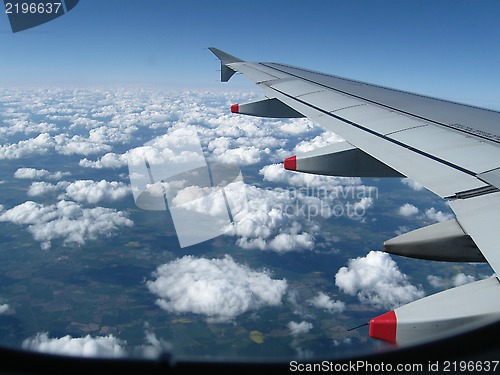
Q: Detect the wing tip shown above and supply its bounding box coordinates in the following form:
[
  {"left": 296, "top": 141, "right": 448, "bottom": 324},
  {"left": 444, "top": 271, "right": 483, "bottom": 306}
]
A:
[{"left": 208, "top": 47, "right": 243, "bottom": 64}]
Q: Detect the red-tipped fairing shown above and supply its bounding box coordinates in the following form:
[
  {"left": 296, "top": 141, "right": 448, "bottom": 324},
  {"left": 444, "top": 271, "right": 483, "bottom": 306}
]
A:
[
  {"left": 369, "top": 310, "right": 397, "bottom": 344},
  {"left": 284, "top": 156, "right": 296, "bottom": 171}
]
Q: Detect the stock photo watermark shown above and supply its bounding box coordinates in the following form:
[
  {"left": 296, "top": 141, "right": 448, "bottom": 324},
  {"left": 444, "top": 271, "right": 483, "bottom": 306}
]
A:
[
  {"left": 272, "top": 185, "right": 379, "bottom": 221},
  {"left": 127, "top": 131, "right": 248, "bottom": 248}
]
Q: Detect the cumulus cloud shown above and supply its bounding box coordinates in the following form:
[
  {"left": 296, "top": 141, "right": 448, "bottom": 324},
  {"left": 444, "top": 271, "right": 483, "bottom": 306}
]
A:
[
  {"left": 225, "top": 185, "right": 316, "bottom": 253},
  {"left": 79, "top": 152, "right": 128, "bottom": 169},
  {"left": 146, "top": 255, "right": 287, "bottom": 322},
  {"left": 134, "top": 330, "right": 172, "bottom": 359},
  {"left": 64, "top": 180, "right": 130, "bottom": 204},
  {"left": 89, "top": 125, "right": 138, "bottom": 144},
  {"left": 22, "top": 329, "right": 172, "bottom": 360},
  {"left": 14, "top": 167, "right": 70, "bottom": 181},
  {"left": 352, "top": 197, "right": 373, "bottom": 214},
  {"left": 288, "top": 321, "right": 313, "bottom": 336},
  {"left": 260, "top": 163, "right": 361, "bottom": 188},
  {"left": 27, "top": 181, "right": 68, "bottom": 197},
  {"left": 308, "top": 292, "right": 345, "bottom": 314},
  {"left": 54, "top": 134, "right": 112, "bottom": 156},
  {"left": 397, "top": 204, "right": 452, "bottom": 222},
  {"left": 208, "top": 141, "right": 262, "bottom": 165},
  {"left": 292, "top": 131, "right": 344, "bottom": 153},
  {"left": 0, "top": 133, "right": 54, "bottom": 160},
  {"left": 401, "top": 178, "right": 425, "bottom": 191},
  {"left": 0, "top": 132, "right": 113, "bottom": 159},
  {"left": 22, "top": 333, "right": 127, "bottom": 358},
  {"left": 335, "top": 251, "right": 425, "bottom": 309},
  {"left": 26, "top": 179, "right": 130, "bottom": 205},
  {"left": 81, "top": 129, "right": 210, "bottom": 169},
  {"left": 427, "top": 273, "right": 476, "bottom": 289},
  {"left": 398, "top": 203, "right": 419, "bottom": 217},
  {"left": 425, "top": 207, "right": 454, "bottom": 222},
  {"left": 0, "top": 119, "right": 57, "bottom": 138},
  {"left": 219, "top": 164, "right": 377, "bottom": 252},
  {"left": 278, "top": 118, "right": 317, "bottom": 135},
  {"left": 0, "top": 200, "right": 133, "bottom": 250},
  {"left": 0, "top": 304, "right": 9, "bottom": 314}
]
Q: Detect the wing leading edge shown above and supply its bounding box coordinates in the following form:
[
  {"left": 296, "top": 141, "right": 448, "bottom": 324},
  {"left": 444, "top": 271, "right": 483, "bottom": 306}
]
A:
[{"left": 209, "top": 47, "right": 500, "bottom": 347}]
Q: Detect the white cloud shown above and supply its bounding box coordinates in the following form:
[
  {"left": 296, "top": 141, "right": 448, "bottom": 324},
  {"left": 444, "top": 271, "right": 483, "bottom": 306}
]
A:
[
  {"left": 225, "top": 185, "right": 316, "bottom": 253},
  {"left": 335, "top": 251, "right": 425, "bottom": 309},
  {"left": 0, "top": 132, "right": 112, "bottom": 159},
  {"left": 398, "top": 203, "right": 419, "bottom": 217},
  {"left": 292, "top": 131, "right": 344, "bottom": 153},
  {"left": 207, "top": 136, "right": 264, "bottom": 165},
  {"left": 0, "top": 133, "right": 55, "bottom": 160},
  {"left": 14, "top": 168, "right": 49, "bottom": 180},
  {"left": 212, "top": 145, "right": 262, "bottom": 165},
  {"left": 221, "top": 164, "right": 376, "bottom": 252},
  {"left": 288, "top": 321, "right": 313, "bottom": 336},
  {"left": 22, "top": 333, "right": 127, "bottom": 358},
  {"left": 146, "top": 255, "right": 287, "bottom": 322},
  {"left": 352, "top": 197, "right": 373, "bottom": 214},
  {"left": 425, "top": 207, "right": 454, "bottom": 222},
  {"left": 453, "top": 273, "right": 477, "bottom": 286},
  {"left": 80, "top": 132, "right": 208, "bottom": 169},
  {"left": 89, "top": 125, "right": 138, "bottom": 144},
  {"left": 308, "top": 292, "right": 345, "bottom": 313},
  {"left": 79, "top": 152, "right": 128, "bottom": 169},
  {"left": 0, "top": 304, "right": 9, "bottom": 314},
  {"left": 260, "top": 163, "right": 361, "bottom": 188},
  {"left": 278, "top": 118, "right": 317, "bottom": 135},
  {"left": 427, "top": 273, "right": 476, "bottom": 289},
  {"left": 15, "top": 168, "right": 70, "bottom": 181},
  {"left": 0, "top": 119, "right": 57, "bottom": 138},
  {"left": 401, "top": 178, "right": 425, "bottom": 191},
  {"left": 0, "top": 200, "right": 133, "bottom": 250},
  {"left": 54, "top": 134, "right": 112, "bottom": 156},
  {"left": 63, "top": 180, "right": 131, "bottom": 204},
  {"left": 134, "top": 330, "right": 172, "bottom": 359},
  {"left": 27, "top": 181, "right": 68, "bottom": 197},
  {"left": 26, "top": 179, "right": 130, "bottom": 205}
]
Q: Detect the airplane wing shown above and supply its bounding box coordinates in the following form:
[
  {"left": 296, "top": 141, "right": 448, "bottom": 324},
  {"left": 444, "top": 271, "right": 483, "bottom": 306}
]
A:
[{"left": 209, "top": 47, "right": 500, "bottom": 347}]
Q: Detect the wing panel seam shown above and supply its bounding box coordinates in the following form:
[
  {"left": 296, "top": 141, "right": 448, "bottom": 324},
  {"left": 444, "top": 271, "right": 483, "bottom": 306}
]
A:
[{"left": 385, "top": 124, "right": 428, "bottom": 136}]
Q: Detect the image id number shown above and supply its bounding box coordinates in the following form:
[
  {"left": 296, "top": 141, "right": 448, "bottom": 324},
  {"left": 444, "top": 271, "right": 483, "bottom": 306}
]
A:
[{"left": 5, "top": 2, "right": 62, "bottom": 14}]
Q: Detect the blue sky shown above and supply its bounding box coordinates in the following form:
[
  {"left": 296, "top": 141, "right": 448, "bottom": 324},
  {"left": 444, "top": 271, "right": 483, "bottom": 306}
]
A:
[{"left": 1, "top": 0, "right": 499, "bottom": 109}]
